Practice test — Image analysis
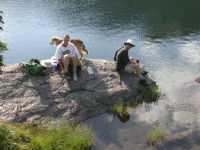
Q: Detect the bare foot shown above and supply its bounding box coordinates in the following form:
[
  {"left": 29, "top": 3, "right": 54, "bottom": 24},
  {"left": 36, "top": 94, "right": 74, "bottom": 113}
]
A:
[
  {"left": 61, "top": 69, "right": 68, "bottom": 74},
  {"left": 61, "top": 70, "right": 65, "bottom": 74},
  {"left": 73, "top": 73, "right": 77, "bottom": 81}
]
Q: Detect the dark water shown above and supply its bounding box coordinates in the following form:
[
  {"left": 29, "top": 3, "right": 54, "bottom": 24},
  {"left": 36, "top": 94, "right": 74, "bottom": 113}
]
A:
[{"left": 1, "top": 0, "right": 200, "bottom": 149}]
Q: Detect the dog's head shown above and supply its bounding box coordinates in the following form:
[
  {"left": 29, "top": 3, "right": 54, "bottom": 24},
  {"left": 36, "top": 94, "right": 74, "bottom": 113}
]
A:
[{"left": 50, "top": 37, "right": 63, "bottom": 46}]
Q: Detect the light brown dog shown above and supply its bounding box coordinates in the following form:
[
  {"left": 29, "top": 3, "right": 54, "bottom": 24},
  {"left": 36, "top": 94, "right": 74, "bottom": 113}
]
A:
[{"left": 50, "top": 37, "right": 89, "bottom": 59}]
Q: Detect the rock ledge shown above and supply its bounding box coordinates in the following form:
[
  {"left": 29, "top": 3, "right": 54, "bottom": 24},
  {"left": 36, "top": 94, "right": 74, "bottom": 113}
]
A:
[{"left": 0, "top": 59, "right": 156, "bottom": 123}]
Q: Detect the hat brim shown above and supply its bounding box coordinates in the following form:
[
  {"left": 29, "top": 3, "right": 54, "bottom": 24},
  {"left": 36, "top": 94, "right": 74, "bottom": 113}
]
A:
[{"left": 124, "top": 43, "right": 135, "bottom": 47}]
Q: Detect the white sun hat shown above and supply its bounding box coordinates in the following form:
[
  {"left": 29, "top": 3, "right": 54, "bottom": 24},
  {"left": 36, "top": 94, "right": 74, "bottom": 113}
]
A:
[{"left": 124, "top": 39, "right": 135, "bottom": 47}]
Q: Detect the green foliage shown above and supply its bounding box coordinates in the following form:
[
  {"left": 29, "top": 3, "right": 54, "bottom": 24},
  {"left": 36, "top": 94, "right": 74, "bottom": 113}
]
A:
[
  {"left": 0, "top": 41, "right": 8, "bottom": 51},
  {"left": 0, "top": 11, "right": 8, "bottom": 69},
  {"left": 29, "top": 124, "right": 93, "bottom": 150},
  {"left": 0, "top": 11, "right": 4, "bottom": 27},
  {"left": 0, "top": 121, "right": 93, "bottom": 150},
  {"left": 0, "top": 123, "right": 19, "bottom": 150},
  {"left": 147, "top": 127, "right": 165, "bottom": 146}
]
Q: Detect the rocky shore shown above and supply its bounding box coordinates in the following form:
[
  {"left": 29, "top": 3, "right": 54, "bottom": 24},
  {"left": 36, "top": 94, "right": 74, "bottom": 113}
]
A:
[{"left": 0, "top": 59, "right": 156, "bottom": 123}]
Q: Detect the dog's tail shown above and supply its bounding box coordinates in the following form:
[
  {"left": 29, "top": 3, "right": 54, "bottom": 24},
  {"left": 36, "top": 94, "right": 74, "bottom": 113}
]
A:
[{"left": 81, "top": 44, "right": 89, "bottom": 55}]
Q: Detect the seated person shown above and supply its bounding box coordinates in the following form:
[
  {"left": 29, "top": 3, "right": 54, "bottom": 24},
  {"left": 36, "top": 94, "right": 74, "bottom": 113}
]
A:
[
  {"left": 55, "top": 34, "right": 79, "bottom": 81},
  {"left": 114, "top": 39, "right": 148, "bottom": 85}
]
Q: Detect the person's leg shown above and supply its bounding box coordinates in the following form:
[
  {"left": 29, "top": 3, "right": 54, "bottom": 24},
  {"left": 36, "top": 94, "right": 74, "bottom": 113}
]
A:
[
  {"left": 70, "top": 56, "right": 78, "bottom": 81},
  {"left": 58, "top": 59, "right": 65, "bottom": 73},
  {"left": 125, "top": 63, "right": 149, "bottom": 86},
  {"left": 133, "top": 64, "right": 142, "bottom": 75},
  {"left": 62, "top": 54, "right": 69, "bottom": 73},
  {"left": 125, "top": 63, "right": 142, "bottom": 74}
]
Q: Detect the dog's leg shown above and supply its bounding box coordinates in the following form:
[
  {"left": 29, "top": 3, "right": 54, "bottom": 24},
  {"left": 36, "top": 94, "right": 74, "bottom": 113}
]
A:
[{"left": 80, "top": 54, "right": 83, "bottom": 59}]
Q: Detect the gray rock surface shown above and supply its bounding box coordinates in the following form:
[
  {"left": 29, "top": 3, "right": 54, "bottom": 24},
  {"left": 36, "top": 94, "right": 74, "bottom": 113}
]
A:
[{"left": 0, "top": 59, "right": 155, "bottom": 123}]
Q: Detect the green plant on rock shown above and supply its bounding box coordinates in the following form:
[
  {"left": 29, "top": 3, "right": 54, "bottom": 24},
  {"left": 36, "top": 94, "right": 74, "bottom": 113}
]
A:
[
  {"left": 147, "top": 127, "right": 165, "bottom": 146},
  {"left": 109, "top": 101, "right": 124, "bottom": 115},
  {"left": 0, "top": 11, "right": 8, "bottom": 70},
  {"left": 108, "top": 101, "right": 131, "bottom": 123},
  {"left": 108, "top": 85, "right": 160, "bottom": 123},
  {"left": 137, "top": 85, "right": 161, "bottom": 104}
]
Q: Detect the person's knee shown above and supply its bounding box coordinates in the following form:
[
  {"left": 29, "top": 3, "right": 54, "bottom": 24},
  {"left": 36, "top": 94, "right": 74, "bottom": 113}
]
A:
[
  {"left": 71, "top": 56, "right": 78, "bottom": 60},
  {"left": 133, "top": 64, "right": 139, "bottom": 69},
  {"left": 63, "top": 55, "right": 69, "bottom": 59},
  {"left": 71, "top": 56, "right": 78, "bottom": 62}
]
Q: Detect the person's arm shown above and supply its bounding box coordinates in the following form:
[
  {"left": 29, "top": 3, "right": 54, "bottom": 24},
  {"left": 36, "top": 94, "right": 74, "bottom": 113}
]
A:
[
  {"left": 55, "top": 46, "right": 64, "bottom": 70},
  {"left": 114, "top": 47, "right": 122, "bottom": 61},
  {"left": 129, "top": 57, "right": 139, "bottom": 64},
  {"left": 114, "top": 50, "right": 119, "bottom": 61},
  {"left": 122, "top": 50, "right": 130, "bottom": 64}
]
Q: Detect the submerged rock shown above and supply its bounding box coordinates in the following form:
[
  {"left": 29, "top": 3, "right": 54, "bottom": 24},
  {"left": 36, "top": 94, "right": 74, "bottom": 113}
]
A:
[
  {"left": 0, "top": 59, "right": 156, "bottom": 123},
  {"left": 195, "top": 76, "right": 200, "bottom": 83}
]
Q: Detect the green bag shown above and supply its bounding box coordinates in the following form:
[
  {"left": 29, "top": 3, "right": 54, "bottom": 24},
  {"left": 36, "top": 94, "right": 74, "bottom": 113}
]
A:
[{"left": 24, "top": 59, "right": 43, "bottom": 75}]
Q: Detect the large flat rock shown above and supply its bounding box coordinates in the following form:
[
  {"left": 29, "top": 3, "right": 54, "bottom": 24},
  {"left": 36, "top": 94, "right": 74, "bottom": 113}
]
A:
[{"left": 0, "top": 59, "right": 155, "bottom": 123}]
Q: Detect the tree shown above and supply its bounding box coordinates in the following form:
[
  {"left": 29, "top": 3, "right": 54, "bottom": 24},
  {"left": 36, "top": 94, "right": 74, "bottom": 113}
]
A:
[{"left": 0, "top": 11, "right": 8, "bottom": 70}]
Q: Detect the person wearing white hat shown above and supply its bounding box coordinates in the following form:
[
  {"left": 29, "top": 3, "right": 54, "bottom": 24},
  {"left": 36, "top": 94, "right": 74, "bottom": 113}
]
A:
[{"left": 114, "top": 39, "right": 148, "bottom": 86}]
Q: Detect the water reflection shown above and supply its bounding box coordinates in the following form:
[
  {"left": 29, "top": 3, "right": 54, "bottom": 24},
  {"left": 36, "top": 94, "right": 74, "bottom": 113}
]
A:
[{"left": 1, "top": 0, "right": 200, "bottom": 64}]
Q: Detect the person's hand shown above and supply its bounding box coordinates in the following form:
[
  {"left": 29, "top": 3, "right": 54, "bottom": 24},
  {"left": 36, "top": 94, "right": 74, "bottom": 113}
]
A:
[{"left": 129, "top": 57, "right": 135, "bottom": 63}]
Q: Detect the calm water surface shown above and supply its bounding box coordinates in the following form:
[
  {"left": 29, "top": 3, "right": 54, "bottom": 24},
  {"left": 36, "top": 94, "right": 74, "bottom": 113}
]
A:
[{"left": 1, "top": 0, "right": 200, "bottom": 149}]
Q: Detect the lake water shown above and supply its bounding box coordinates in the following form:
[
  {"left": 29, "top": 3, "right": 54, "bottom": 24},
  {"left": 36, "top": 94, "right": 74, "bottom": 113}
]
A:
[{"left": 1, "top": 0, "right": 200, "bottom": 149}]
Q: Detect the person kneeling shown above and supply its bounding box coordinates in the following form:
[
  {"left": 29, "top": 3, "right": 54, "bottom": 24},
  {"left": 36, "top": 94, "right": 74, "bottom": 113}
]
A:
[
  {"left": 114, "top": 39, "right": 149, "bottom": 86},
  {"left": 55, "top": 34, "right": 79, "bottom": 81}
]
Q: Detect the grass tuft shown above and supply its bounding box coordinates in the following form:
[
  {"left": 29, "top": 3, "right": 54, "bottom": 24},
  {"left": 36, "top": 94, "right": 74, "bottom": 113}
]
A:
[
  {"left": 0, "top": 123, "right": 20, "bottom": 150},
  {"left": 108, "top": 102, "right": 132, "bottom": 123},
  {"left": 0, "top": 121, "right": 92, "bottom": 150},
  {"left": 147, "top": 127, "right": 165, "bottom": 146},
  {"left": 109, "top": 101, "right": 124, "bottom": 115},
  {"left": 108, "top": 85, "right": 160, "bottom": 123},
  {"left": 137, "top": 85, "right": 161, "bottom": 104}
]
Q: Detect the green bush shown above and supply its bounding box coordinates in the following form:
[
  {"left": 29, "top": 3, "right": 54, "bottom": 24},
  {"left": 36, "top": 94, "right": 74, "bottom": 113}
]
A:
[{"left": 0, "top": 11, "right": 8, "bottom": 70}]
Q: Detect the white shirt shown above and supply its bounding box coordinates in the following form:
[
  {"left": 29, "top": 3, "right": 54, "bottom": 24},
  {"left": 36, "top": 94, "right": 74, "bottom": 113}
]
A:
[{"left": 55, "top": 42, "right": 79, "bottom": 59}]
